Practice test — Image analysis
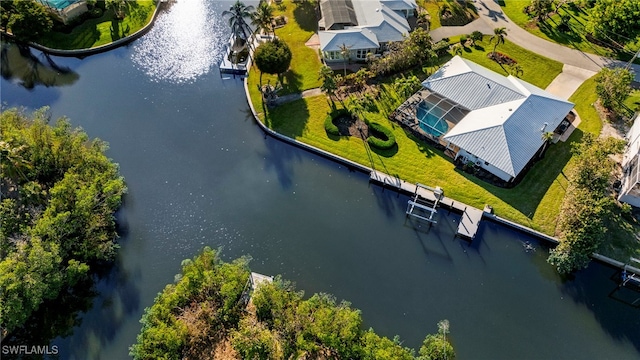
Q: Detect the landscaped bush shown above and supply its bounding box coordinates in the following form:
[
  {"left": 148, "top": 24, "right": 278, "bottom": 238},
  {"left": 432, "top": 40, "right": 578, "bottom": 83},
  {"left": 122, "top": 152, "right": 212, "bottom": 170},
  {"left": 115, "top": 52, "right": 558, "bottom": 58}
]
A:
[
  {"left": 367, "top": 122, "right": 396, "bottom": 150},
  {"left": 487, "top": 51, "right": 517, "bottom": 66},
  {"left": 324, "top": 109, "right": 349, "bottom": 136}
]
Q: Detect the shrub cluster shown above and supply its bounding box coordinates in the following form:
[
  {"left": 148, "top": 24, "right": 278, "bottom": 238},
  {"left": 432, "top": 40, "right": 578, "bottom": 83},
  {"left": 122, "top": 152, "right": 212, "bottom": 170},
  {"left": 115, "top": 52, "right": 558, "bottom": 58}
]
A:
[
  {"left": 324, "top": 108, "right": 350, "bottom": 136},
  {"left": 367, "top": 122, "right": 396, "bottom": 150}
]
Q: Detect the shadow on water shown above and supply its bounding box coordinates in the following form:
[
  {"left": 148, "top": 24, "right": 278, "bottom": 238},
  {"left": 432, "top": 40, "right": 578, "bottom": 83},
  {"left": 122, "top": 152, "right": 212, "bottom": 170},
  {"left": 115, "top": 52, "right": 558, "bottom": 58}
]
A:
[
  {"left": 561, "top": 264, "right": 640, "bottom": 353},
  {"left": 0, "top": 42, "right": 79, "bottom": 90},
  {"left": 259, "top": 133, "right": 304, "bottom": 189}
]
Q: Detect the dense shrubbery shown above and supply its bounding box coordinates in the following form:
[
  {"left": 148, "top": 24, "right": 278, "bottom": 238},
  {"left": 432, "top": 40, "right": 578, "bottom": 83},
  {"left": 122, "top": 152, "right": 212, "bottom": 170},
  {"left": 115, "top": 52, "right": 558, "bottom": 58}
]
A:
[
  {"left": 0, "top": 107, "right": 127, "bottom": 337},
  {"left": 131, "top": 249, "right": 456, "bottom": 359},
  {"left": 324, "top": 109, "right": 349, "bottom": 136},
  {"left": 369, "top": 27, "right": 437, "bottom": 76},
  {"left": 367, "top": 122, "right": 396, "bottom": 150},
  {"left": 548, "top": 135, "right": 625, "bottom": 274}
]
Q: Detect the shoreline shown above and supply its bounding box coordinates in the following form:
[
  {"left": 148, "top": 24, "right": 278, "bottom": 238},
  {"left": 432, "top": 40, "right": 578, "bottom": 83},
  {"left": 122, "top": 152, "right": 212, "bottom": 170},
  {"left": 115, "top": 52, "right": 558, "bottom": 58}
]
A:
[
  {"left": 241, "top": 68, "right": 640, "bottom": 277},
  {"left": 0, "top": 0, "right": 165, "bottom": 58}
]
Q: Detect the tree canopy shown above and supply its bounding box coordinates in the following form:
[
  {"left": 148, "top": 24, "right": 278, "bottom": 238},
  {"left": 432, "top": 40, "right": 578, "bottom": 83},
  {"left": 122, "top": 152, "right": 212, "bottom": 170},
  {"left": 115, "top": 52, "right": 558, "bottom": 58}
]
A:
[
  {"left": 0, "top": 107, "right": 126, "bottom": 338},
  {"left": 595, "top": 67, "right": 635, "bottom": 115},
  {"left": 548, "top": 135, "right": 625, "bottom": 274},
  {"left": 131, "top": 249, "right": 456, "bottom": 359},
  {"left": 254, "top": 38, "right": 293, "bottom": 76},
  {"left": 586, "top": 0, "right": 640, "bottom": 43},
  {"left": 1, "top": 0, "right": 53, "bottom": 42}
]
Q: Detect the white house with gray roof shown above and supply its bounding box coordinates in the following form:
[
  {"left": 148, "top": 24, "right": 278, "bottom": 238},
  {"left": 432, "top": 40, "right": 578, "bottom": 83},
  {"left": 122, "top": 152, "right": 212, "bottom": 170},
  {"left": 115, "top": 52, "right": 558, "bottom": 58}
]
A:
[
  {"left": 417, "top": 56, "right": 574, "bottom": 182},
  {"left": 318, "top": 0, "right": 416, "bottom": 62},
  {"left": 618, "top": 113, "right": 640, "bottom": 207}
]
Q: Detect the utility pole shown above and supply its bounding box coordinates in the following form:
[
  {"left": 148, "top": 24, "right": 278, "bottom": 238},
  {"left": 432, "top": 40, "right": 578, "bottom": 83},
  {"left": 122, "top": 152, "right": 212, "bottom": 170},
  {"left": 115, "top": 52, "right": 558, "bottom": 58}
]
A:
[{"left": 625, "top": 47, "right": 640, "bottom": 71}]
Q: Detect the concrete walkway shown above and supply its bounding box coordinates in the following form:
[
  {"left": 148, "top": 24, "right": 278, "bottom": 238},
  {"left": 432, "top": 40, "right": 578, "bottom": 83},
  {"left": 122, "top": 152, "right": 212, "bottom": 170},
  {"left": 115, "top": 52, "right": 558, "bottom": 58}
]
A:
[
  {"left": 274, "top": 88, "right": 322, "bottom": 105},
  {"left": 430, "top": 0, "right": 640, "bottom": 82}
]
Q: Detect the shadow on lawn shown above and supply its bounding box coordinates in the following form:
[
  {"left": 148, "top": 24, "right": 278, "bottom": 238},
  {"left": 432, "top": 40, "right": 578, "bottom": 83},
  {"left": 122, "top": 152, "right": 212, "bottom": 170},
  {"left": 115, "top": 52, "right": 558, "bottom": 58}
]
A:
[
  {"left": 264, "top": 97, "right": 310, "bottom": 138},
  {"left": 461, "top": 128, "right": 584, "bottom": 217},
  {"left": 281, "top": 70, "right": 304, "bottom": 95},
  {"left": 292, "top": 0, "right": 318, "bottom": 32}
]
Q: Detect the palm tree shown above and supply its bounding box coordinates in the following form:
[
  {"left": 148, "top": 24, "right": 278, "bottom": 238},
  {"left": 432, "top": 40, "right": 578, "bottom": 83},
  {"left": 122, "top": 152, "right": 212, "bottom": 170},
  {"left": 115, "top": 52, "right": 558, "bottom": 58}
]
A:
[
  {"left": 338, "top": 43, "right": 352, "bottom": 76},
  {"left": 450, "top": 43, "right": 463, "bottom": 56},
  {"left": 251, "top": 1, "right": 274, "bottom": 37},
  {"left": 318, "top": 65, "right": 337, "bottom": 104},
  {"left": 490, "top": 27, "right": 507, "bottom": 55},
  {"left": 223, "top": 1, "right": 255, "bottom": 48},
  {"left": 540, "top": 131, "right": 555, "bottom": 155}
]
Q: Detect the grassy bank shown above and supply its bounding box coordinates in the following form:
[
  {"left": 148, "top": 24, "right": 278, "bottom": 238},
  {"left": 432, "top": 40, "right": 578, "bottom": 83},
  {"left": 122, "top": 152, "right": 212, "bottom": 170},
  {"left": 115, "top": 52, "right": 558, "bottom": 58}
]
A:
[
  {"left": 38, "top": 1, "right": 155, "bottom": 50},
  {"left": 247, "top": 1, "right": 636, "bottom": 247}
]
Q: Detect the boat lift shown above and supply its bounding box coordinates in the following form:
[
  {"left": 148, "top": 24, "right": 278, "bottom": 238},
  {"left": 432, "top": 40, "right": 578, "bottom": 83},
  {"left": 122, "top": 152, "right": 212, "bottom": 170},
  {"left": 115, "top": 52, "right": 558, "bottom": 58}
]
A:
[
  {"left": 621, "top": 257, "right": 640, "bottom": 288},
  {"left": 406, "top": 183, "right": 444, "bottom": 223}
]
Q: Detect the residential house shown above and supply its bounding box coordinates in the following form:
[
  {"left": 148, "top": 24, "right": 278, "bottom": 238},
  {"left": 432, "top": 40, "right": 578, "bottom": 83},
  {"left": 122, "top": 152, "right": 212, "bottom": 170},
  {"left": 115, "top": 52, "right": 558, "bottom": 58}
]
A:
[
  {"left": 318, "top": 0, "right": 416, "bottom": 62},
  {"left": 410, "top": 56, "right": 575, "bottom": 182},
  {"left": 619, "top": 112, "right": 640, "bottom": 207}
]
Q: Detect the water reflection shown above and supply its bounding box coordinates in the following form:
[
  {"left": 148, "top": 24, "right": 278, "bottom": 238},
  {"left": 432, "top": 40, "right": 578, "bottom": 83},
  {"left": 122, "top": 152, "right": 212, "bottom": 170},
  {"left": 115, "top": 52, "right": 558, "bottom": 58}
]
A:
[
  {"left": 131, "top": 0, "right": 227, "bottom": 83},
  {"left": 0, "top": 42, "right": 79, "bottom": 89}
]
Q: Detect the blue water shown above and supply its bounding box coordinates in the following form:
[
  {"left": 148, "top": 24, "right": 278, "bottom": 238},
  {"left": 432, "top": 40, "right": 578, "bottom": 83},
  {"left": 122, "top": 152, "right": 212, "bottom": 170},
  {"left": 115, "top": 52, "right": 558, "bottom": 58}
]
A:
[
  {"left": 44, "top": 0, "right": 78, "bottom": 10},
  {"left": 417, "top": 101, "right": 448, "bottom": 137},
  {"left": 1, "top": 1, "right": 639, "bottom": 359}
]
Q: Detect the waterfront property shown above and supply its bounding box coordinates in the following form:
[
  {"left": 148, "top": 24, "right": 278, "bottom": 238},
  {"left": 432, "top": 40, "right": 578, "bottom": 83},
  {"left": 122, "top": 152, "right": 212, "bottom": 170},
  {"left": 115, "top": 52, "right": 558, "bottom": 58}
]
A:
[
  {"left": 619, "top": 113, "right": 640, "bottom": 207},
  {"left": 391, "top": 56, "right": 575, "bottom": 183},
  {"left": 318, "top": 0, "right": 416, "bottom": 62}
]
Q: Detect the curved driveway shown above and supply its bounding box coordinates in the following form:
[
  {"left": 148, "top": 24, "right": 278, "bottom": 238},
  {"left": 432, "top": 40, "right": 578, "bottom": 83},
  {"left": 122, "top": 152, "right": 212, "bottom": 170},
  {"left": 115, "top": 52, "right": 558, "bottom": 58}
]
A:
[{"left": 430, "top": 0, "right": 640, "bottom": 81}]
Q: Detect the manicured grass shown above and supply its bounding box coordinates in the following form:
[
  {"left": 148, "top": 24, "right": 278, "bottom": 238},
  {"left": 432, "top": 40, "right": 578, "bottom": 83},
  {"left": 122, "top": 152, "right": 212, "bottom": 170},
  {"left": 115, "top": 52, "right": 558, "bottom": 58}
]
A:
[
  {"left": 417, "top": 0, "right": 441, "bottom": 30},
  {"left": 624, "top": 90, "right": 640, "bottom": 114},
  {"left": 254, "top": 0, "right": 322, "bottom": 94},
  {"left": 499, "top": 0, "right": 620, "bottom": 59},
  {"left": 38, "top": 1, "right": 155, "bottom": 50},
  {"left": 459, "top": 37, "right": 563, "bottom": 89}
]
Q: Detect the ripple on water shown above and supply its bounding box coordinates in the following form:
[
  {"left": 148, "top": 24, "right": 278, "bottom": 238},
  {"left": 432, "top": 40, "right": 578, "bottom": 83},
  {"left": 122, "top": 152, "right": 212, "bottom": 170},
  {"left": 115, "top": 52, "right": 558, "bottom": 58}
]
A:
[{"left": 132, "top": 0, "right": 226, "bottom": 83}]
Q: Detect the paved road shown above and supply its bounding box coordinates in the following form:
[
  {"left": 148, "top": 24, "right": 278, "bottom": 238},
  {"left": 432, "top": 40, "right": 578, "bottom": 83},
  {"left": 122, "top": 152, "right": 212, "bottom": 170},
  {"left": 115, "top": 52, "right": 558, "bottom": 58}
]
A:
[{"left": 430, "top": 0, "right": 640, "bottom": 81}]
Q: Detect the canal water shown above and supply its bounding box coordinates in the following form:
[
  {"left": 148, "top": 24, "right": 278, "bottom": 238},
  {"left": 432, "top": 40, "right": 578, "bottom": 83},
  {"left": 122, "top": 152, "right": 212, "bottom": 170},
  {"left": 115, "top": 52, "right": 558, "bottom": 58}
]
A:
[{"left": 1, "top": 1, "right": 639, "bottom": 359}]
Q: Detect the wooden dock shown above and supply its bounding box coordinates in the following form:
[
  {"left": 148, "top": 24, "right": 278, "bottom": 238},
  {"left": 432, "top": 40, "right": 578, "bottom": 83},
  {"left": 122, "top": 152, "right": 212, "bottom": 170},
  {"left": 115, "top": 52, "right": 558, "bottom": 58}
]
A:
[
  {"left": 457, "top": 207, "right": 483, "bottom": 240},
  {"left": 370, "top": 170, "right": 484, "bottom": 239}
]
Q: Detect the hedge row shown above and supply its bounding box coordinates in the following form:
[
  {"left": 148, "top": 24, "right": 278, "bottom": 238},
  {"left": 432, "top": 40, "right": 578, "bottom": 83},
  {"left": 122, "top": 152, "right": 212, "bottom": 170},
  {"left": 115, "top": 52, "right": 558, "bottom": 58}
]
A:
[
  {"left": 324, "top": 108, "right": 350, "bottom": 136},
  {"left": 367, "top": 122, "right": 396, "bottom": 150}
]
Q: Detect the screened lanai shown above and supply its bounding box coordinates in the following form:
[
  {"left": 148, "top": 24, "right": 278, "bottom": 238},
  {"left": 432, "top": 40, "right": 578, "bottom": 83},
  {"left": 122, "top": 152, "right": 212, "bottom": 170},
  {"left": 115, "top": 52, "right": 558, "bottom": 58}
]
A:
[{"left": 415, "top": 92, "right": 468, "bottom": 137}]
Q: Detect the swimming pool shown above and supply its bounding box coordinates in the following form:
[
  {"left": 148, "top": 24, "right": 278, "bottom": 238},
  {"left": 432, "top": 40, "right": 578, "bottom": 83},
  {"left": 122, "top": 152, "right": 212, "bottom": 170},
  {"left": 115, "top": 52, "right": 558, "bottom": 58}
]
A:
[
  {"left": 416, "top": 101, "right": 448, "bottom": 137},
  {"left": 44, "top": 0, "right": 79, "bottom": 10}
]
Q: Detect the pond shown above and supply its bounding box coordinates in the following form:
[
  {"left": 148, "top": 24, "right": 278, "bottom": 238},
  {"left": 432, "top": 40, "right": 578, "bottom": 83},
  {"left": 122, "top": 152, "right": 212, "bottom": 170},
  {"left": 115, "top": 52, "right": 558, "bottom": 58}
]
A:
[{"left": 1, "top": 1, "right": 639, "bottom": 359}]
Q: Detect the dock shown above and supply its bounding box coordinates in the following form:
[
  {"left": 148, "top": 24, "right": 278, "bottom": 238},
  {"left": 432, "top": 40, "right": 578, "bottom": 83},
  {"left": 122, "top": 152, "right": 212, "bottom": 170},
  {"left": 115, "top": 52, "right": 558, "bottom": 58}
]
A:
[
  {"left": 456, "top": 207, "right": 483, "bottom": 240},
  {"left": 370, "top": 170, "right": 483, "bottom": 238}
]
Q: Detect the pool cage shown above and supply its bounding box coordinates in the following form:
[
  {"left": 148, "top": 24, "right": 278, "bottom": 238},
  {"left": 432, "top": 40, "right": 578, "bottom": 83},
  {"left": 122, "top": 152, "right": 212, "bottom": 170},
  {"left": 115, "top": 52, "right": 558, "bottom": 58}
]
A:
[{"left": 415, "top": 93, "right": 468, "bottom": 138}]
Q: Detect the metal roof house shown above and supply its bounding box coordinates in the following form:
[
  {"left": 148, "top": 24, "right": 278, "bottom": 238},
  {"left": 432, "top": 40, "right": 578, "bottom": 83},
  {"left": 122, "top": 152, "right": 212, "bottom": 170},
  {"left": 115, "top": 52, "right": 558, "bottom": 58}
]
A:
[
  {"left": 417, "top": 56, "right": 575, "bottom": 182},
  {"left": 318, "top": 0, "right": 416, "bottom": 62},
  {"left": 619, "top": 113, "right": 640, "bottom": 207}
]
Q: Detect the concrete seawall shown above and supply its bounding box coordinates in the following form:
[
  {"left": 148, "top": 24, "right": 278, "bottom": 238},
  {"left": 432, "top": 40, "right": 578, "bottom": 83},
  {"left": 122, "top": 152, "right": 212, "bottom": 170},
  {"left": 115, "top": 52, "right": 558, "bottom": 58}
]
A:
[{"left": 242, "top": 75, "right": 640, "bottom": 277}]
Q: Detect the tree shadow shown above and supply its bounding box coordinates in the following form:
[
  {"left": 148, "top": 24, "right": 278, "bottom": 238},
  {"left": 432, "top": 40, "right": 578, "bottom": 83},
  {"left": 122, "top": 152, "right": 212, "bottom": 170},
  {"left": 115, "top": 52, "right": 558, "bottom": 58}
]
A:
[
  {"left": 560, "top": 263, "right": 640, "bottom": 354},
  {"left": 371, "top": 143, "right": 399, "bottom": 158},
  {"left": 462, "top": 128, "right": 584, "bottom": 217},
  {"left": 280, "top": 70, "right": 304, "bottom": 94},
  {"left": 263, "top": 97, "right": 310, "bottom": 138},
  {"left": 1, "top": 43, "right": 79, "bottom": 90},
  {"left": 404, "top": 130, "right": 436, "bottom": 158},
  {"left": 292, "top": 0, "right": 318, "bottom": 32}
]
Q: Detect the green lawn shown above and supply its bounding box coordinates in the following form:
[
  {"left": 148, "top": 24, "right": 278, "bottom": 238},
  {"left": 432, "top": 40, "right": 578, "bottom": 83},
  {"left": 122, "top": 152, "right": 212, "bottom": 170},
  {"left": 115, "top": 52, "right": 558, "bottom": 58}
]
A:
[
  {"left": 253, "top": 0, "right": 322, "bottom": 95},
  {"left": 38, "top": 1, "right": 155, "bottom": 50},
  {"left": 625, "top": 90, "right": 640, "bottom": 114},
  {"left": 499, "top": 0, "right": 624, "bottom": 59},
  {"left": 417, "top": 0, "right": 441, "bottom": 30},
  {"left": 458, "top": 37, "right": 563, "bottom": 89}
]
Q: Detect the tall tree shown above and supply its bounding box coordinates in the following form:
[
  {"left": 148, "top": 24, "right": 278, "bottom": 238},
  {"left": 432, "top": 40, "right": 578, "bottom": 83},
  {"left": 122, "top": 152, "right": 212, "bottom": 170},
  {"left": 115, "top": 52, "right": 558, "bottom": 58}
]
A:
[
  {"left": 318, "top": 65, "right": 337, "bottom": 104},
  {"left": 586, "top": 0, "right": 640, "bottom": 43},
  {"left": 490, "top": 27, "right": 508, "bottom": 54},
  {"left": 595, "top": 67, "right": 634, "bottom": 115},
  {"left": 223, "top": 0, "right": 255, "bottom": 47},
  {"left": 4, "top": 0, "right": 53, "bottom": 42},
  {"left": 338, "top": 43, "right": 352, "bottom": 76},
  {"left": 254, "top": 38, "right": 292, "bottom": 80},
  {"left": 251, "top": 1, "right": 274, "bottom": 37},
  {"left": 523, "top": 0, "right": 554, "bottom": 23}
]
